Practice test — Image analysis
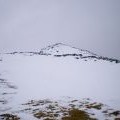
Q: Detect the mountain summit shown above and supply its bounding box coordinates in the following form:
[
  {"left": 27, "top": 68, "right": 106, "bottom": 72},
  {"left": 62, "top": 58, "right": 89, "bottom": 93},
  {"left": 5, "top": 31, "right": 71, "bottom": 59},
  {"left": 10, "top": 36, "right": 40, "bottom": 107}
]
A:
[
  {"left": 40, "top": 43, "right": 120, "bottom": 63},
  {"left": 40, "top": 43, "right": 96, "bottom": 56},
  {"left": 4, "top": 43, "right": 120, "bottom": 63}
]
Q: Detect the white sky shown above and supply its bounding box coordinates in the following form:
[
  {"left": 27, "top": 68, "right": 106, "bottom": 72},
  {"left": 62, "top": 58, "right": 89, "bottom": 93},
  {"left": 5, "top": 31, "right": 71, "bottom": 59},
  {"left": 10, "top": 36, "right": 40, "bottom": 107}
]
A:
[{"left": 0, "top": 0, "right": 120, "bottom": 59}]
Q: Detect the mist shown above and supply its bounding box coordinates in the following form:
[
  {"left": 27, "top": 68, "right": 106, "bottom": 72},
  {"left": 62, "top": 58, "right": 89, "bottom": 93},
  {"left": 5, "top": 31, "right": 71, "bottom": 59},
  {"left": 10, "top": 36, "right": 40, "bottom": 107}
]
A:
[{"left": 0, "top": 0, "right": 120, "bottom": 59}]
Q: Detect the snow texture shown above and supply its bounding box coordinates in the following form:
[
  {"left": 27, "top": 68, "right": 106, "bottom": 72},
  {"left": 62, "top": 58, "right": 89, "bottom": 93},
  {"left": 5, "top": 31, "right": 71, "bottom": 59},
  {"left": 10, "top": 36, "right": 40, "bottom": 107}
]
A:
[{"left": 0, "top": 43, "right": 120, "bottom": 119}]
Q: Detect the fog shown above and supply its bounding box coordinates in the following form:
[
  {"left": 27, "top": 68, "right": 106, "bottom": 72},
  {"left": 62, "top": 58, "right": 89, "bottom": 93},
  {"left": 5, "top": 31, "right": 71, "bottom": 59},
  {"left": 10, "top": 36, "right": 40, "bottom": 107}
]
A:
[{"left": 0, "top": 0, "right": 120, "bottom": 59}]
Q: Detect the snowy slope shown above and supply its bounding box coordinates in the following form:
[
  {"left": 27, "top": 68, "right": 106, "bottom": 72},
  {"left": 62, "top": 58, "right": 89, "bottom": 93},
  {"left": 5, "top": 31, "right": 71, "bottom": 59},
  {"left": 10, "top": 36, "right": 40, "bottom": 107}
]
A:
[
  {"left": 0, "top": 43, "right": 120, "bottom": 120},
  {"left": 40, "top": 43, "right": 120, "bottom": 63},
  {"left": 40, "top": 43, "right": 96, "bottom": 56}
]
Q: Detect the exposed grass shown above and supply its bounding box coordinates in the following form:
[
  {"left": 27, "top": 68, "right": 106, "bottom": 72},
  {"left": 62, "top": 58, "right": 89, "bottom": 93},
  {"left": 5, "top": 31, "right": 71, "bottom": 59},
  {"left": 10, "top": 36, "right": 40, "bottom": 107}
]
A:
[
  {"left": 44, "top": 118, "right": 55, "bottom": 120},
  {"left": 34, "top": 112, "right": 48, "bottom": 118},
  {"left": 86, "top": 103, "right": 103, "bottom": 110},
  {"left": 114, "top": 118, "right": 120, "bottom": 120},
  {"left": 0, "top": 113, "right": 20, "bottom": 120},
  {"left": 34, "top": 111, "right": 56, "bottom": 120},
  {"left": 61, "top": 109, "right": 96, "bottom": 120},
  {"left": 109, "top": 111, "right": 120, "bottom": 116}
]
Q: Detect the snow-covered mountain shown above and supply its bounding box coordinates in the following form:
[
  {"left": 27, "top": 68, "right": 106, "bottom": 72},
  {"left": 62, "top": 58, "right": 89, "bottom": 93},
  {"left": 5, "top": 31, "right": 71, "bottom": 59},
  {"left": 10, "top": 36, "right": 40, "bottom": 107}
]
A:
[
  {"left": 0, "top": 43, "right": 120, "bottom": 120},
  {"left": 40, "top": 43, "right": 97, "bottom": 56},
  {"left": 39, "top": 43, "right": 119, "bottom": 63},
  {"left": 6, "top": 43, "right": 120, "bottom": 63}
]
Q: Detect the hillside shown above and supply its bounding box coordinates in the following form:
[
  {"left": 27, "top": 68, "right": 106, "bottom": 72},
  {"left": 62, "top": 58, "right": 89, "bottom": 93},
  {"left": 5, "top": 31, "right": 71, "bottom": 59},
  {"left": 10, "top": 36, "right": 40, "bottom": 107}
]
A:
[{"left": 0, "top": 43, "right": 120, "bottom": 120}]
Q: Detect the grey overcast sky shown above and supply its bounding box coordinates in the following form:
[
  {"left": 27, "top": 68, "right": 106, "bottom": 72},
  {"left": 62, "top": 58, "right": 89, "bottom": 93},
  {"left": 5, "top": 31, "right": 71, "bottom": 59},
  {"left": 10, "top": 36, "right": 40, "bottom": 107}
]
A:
[{"left": 0, "top": 0, "right": 120, "bottom": 59}]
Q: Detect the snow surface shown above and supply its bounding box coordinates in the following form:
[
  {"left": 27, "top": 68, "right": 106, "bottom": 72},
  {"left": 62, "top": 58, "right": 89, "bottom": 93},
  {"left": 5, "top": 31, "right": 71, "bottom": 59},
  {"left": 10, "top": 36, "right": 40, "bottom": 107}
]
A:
[
  {"left": 40, "top": 43, "right": 96, "bottom": 57},
  {"left": 0, "top": 43, "right": 120, "bottom": 119}
]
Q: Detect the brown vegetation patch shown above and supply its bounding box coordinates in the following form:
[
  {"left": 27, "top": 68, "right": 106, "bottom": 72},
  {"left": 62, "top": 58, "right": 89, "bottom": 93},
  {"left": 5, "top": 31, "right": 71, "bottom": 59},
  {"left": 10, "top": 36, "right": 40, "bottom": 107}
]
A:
[
  {"left": 109, "top": 111, "right": 120, "bottom": 116},
  {"left": 85, "top": 103, "right": 103, "bottom": 110},
  {"left": 34, "top": 111, "right": 57, "bottom": 119},
  {"left": 61, "top": 109, "right": 96, "bottom": 120},
  {"left": 0, "top": 113, "right": 20, "bottom": 120}
]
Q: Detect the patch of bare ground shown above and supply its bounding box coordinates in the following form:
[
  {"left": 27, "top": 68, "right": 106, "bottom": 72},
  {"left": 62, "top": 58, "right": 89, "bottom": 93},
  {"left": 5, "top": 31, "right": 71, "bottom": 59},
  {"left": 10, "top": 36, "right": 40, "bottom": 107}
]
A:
[
  {"left": 0, "top": 113, "right": 20, "bottom": 120},
  {"left": 61, "top": 109, "right": 96, "bottom": 120},
  {"left": 34, "top": 111, "right": 56, "bottom": 120},
  {"left": 14, "top": 98, "right": 120, "bottom": 120},
  {"left": 85, "top": 102, "right": 103, "bottom": 110}
]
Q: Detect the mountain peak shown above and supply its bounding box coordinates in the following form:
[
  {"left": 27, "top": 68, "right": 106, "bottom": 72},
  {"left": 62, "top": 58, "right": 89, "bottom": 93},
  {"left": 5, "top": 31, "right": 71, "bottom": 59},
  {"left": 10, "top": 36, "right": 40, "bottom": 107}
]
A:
[
  {"left": 40, "top": 43, "right": 120, "bottom": 63},
  {"left": 4, "top": 43, "right": 120, "bottom": 63},
  {"left": 40, "top": 43, "right": 97, "bottom": 56}
]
